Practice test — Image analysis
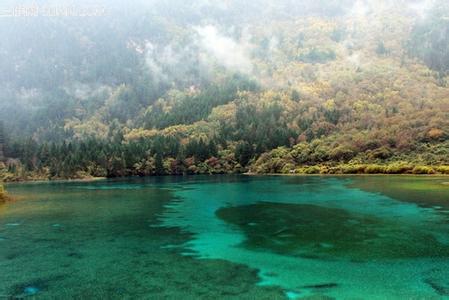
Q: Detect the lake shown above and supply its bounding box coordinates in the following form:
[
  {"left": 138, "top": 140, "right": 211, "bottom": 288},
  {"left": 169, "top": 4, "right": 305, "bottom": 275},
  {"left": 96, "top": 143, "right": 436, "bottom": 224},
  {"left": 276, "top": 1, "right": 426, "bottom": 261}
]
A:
[{"left": 1, "top": 175, "right": 449, "bottom": 299}]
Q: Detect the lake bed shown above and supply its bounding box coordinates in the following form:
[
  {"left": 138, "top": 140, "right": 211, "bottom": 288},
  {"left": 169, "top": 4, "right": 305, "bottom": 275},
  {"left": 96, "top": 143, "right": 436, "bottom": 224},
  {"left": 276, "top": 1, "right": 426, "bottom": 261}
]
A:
[{"left": 1, "top": 175, "right": 448, "bottom": 299}]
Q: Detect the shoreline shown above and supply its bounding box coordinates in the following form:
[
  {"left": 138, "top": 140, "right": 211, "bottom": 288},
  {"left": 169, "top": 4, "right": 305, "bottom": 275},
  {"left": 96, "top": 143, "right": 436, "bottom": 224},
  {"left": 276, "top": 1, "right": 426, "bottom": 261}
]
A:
[
  {"left": 3, "top": 173, "right": 449, "bottom": 185},
  {"left": 244, "top": 172, "right": 449, "bottom": 177},
  {"left": 3, "top": 177, "right": 107, "bottom": 185}
]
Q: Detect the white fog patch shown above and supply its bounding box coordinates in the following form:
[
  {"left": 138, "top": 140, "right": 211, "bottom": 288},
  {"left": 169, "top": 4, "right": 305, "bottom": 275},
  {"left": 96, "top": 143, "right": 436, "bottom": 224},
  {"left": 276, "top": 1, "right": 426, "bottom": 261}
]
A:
[
  {"left": 64, "top": 82, "right": 91, "bottom": 100},
  {"left": 346, "top": 0, "right": 392, "bottom": 18},
  {"left": 64, "top": 82, "right": 113, "bottom": 101},
  {"left": 193, "top": 0, "right": 230, "bottom": 11},
  {"left": 346, "top": 0, "right": 435, "bottom": 20},
  {"left": 348, "top": 0, "right": 370, "bottom": 18},
  {"left": 195, "top": 25, "right": 253, "bottom": 74},
  {"left": 145, "top": 41, "right": 199, "bottom": 84},
  {"left": 13, "top": 88, "right": 43, "bottom": 108},
  {"left": 269, "top": 36, "right": 280, "bottom": 54},
  {"left": 346, "top": 52, "right": 365, "bottom": 69},
  {"left": 144, "top": 25, "right": 255, "bottom": 83},
  {"left": 145, "top": 42, "right": 167, "bottom": 83},
  {"left": 407, "top": 0, "right": 435, "bottom": 19}
]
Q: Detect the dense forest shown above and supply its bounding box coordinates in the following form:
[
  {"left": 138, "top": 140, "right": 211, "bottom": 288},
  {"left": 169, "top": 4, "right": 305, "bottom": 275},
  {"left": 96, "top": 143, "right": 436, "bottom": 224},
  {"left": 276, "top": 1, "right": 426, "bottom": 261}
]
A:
[{"left": 0, "top": 0, "right": 449, "bottom": 181}]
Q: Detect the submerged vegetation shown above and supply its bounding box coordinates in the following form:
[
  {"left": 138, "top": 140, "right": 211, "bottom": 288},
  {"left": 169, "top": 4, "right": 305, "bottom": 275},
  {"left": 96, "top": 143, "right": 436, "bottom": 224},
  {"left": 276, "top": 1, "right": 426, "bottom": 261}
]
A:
[
  {"left": 0, "top": 0, "right": 448, "bottom": 181},
  {"left": 217, "top": 202, "right": 449, "bottom": 259}
]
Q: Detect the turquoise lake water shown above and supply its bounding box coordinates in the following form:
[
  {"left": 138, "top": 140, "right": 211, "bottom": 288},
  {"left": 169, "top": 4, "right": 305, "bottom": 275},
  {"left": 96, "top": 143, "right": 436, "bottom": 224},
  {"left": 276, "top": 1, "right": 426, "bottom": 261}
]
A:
[{"left": 1, "top": 175, "right": 449, "bottom": 299}]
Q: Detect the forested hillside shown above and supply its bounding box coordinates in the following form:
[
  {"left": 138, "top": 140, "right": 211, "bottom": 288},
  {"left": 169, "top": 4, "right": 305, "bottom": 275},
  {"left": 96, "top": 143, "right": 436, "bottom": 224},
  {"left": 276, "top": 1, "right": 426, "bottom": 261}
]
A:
[{"left": 1, "top": 0, "right": 449, "bottom": 181}]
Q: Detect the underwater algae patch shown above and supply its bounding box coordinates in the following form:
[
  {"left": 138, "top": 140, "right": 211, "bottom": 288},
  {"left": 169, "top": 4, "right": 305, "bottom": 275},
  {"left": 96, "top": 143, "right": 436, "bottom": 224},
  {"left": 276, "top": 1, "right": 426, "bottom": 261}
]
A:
[{"left": 217, "top": 202, "right": 449, "bottom": 260}]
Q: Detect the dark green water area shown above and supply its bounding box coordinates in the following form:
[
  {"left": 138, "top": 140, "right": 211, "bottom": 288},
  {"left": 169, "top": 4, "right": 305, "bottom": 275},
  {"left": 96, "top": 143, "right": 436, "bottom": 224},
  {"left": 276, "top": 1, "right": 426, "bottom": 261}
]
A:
[{"left": 1, "top": 175, "right": 449, "bottom": 299}]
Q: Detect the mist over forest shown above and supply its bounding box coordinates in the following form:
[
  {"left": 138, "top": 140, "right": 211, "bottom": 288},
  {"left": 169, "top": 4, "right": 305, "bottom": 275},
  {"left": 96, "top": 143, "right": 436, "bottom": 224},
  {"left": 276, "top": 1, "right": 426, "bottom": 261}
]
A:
[{"left": 0, "top": 0, "right": 448, "bottom": 179}]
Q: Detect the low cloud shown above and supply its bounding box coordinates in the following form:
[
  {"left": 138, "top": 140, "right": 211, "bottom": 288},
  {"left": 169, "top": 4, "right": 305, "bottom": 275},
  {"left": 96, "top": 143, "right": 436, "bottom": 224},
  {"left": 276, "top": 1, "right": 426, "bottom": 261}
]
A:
[
  {"left": 347, "top": 0, "right": 371, "bottom": 18},
  {"left": 143, "top": 24, "right": 255, "bottom": 85},
  {"left": 145, "top": 41, "right": 199, "bottom": 84},
  {"left": 145, "top": 42, "right": 171, "bottom": 84},
  {"left": 407, "top": 0, "right": 435, "bottom": 19},
  {"left": 195, "top": 25, "right": 253, "bottom": 74}
]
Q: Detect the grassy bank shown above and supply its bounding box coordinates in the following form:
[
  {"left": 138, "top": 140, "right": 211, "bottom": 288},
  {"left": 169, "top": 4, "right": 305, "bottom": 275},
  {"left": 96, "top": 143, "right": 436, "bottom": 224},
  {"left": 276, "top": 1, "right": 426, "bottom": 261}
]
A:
[
  {"left": 0, "top": 167, "right": 106, "bottom": 183},
  {"left": 0, "top": 183, "right": 10, "bottom": 202},
  {"left": 267, "top": 163, "right": 449, "bottom": 175}
]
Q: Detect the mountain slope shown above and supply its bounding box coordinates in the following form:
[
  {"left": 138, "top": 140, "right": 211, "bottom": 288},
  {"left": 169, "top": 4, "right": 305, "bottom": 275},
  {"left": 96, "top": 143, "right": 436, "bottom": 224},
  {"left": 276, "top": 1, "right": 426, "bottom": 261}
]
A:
[{"left": 1, "top": 0, "right": 448, "bottom": 180}]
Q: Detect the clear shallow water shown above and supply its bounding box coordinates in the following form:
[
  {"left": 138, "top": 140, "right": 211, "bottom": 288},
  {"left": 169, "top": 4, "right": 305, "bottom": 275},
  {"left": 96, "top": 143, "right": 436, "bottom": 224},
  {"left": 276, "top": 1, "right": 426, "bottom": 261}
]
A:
[{"left": 1, "top": 175, "right": 449, "bottom": 299}]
